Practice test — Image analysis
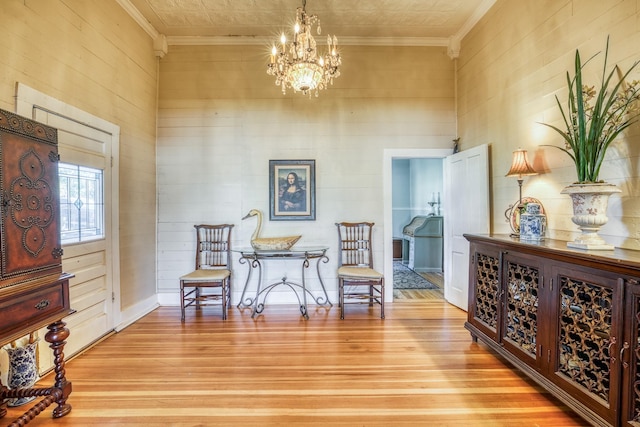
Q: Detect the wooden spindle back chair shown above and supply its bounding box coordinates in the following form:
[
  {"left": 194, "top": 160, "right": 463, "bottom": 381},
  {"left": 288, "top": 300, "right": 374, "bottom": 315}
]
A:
[
  {"left": 180, "top": 224, "right": 234, "bottom": 321},
  {"left": 335, "top": 222, "right": 384, "bottom": 319}
]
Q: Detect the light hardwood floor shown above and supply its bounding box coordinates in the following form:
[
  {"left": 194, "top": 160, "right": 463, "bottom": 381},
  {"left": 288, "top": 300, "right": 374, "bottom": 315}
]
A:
[
  {"left": 394, "top": 287, "right": 443, "bottom": 300},
  {"left": 6, "top": 302, "right": 586, "bottom": 426},
  {"left": 394, "top": 271, "right": 444, "bottom": 301}
]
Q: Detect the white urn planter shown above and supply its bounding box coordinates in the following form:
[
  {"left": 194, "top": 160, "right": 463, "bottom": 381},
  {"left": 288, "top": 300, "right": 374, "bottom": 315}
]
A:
[{"left": 561, "top": 183, "right": 621, "bottom": 250}]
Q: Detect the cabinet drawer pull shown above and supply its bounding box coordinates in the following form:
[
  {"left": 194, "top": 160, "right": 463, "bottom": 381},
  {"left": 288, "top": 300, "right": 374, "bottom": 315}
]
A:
[
  {"left": 609, "top": 337, "right": 617, "bottom": 364},
  {"left": 34, "top": 299, "right": 50, "bottom": 310},
  {"left": 621, "top": 341, "right": 630, "bottom": 369}
]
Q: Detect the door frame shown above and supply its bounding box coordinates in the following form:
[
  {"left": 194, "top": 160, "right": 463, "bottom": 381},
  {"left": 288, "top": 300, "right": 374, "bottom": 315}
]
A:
[
  {"left": 383, "top": 148, "right": 452, "bottom": 302},
  {"left": 15, "top": 83, "right": 122, "bottom": 328}
]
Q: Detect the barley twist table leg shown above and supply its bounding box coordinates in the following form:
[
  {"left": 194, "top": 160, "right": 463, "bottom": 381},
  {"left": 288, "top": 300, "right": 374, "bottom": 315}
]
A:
[{"left": 44, "top": 320, "right": 72, "bottom": 419}]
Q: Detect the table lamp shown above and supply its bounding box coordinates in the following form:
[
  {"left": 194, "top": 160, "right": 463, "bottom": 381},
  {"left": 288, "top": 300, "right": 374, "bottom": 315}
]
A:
[
  {"left": 506, "top": 149, "right": 537, "bottom": 205},
  {"left": 505, "top": 149, "right": 537, "bottom": 235}
]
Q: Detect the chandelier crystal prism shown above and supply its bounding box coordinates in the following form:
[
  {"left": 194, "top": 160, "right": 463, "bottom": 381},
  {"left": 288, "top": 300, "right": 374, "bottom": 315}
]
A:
[{"left": 267, "top": 0, "right": 341, "bottom": 97}]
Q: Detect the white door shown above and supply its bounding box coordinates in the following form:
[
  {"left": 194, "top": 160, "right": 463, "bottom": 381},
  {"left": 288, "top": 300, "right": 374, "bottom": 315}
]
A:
[
  {"left": 16, "top": 84, "right": 120, "bottom": 367},
  {"left": 43, "top": 116, "right": 114, "bottom": 358},
  {"left": 443, "top": 144, "right": 489, "bottom": 310}
]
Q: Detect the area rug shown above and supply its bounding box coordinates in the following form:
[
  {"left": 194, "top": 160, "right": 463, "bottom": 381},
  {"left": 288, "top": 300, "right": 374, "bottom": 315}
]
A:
[{"left": 393, "top": 261, "right": 438, "bottom": 289}]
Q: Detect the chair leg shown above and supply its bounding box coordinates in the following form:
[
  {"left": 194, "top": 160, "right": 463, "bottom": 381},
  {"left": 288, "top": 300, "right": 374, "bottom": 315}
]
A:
[
  {"left": 380, "top": 279, "right": 385, "bottom": 319},
  {"left": 180, "top": 280, "right": 186, "bottom": 322},
  {"left": 369, "top": 284, "right": 374, "bottom": 307},
  {"left": 339, "top": 278, "right": 345, "bottom": 320},
  {"left": 222, "top": 279, "right": 228, "bottom": 320},
  {"left": 227, "top": 280, "right": 232, "bottom": 317}
]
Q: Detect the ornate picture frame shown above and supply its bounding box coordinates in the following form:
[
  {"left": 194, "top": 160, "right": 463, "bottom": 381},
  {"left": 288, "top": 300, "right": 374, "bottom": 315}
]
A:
[{"left": 269, "top": 160, "right": 315, "bottom": 221}]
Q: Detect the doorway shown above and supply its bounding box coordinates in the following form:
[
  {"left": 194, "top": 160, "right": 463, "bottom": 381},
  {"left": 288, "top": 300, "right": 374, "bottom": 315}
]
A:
[
  {"left": 383, "top": 149, "right": 452, "bottom": 302},
  {"left": 16, "top": 83, "right": 121, "bottom": 371}
]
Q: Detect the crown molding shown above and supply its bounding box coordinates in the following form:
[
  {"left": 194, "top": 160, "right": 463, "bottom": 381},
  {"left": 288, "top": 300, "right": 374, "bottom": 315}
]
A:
[
  {"left": 118, "top": 0, "right": 492, "bottom": 49},
  {"left": 167, "top": 35, "right": 449, "bottom": 47},
  {"left": 117, "top": 0, "right": 167, "bottom": 57},
  {"left": 454, "top": 0, "right": 496, "bottom": 42},
  {"left": 447, "top": 0, "right": 496, "bottom": 58},
  {"left": 116, "top": 0, "right": 158, "bottom": 39}
]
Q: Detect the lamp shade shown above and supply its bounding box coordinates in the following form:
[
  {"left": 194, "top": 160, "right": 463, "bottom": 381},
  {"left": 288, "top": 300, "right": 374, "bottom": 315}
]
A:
[{"left": 506, "top": 149, "right": 537, "bottom": 178}]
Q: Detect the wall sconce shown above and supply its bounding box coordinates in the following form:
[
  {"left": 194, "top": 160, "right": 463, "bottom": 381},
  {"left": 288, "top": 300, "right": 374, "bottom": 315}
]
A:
[{"left": 504, "top": 149, "right": 538, "bottom": 235}]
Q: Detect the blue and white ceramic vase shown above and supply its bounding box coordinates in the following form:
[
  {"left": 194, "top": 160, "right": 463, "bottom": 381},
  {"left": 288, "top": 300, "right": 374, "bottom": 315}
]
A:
[
  {"left": 520, "top": 203, "right": 546, "bottom": 241},
  {"left": 5, "top": 340, "right": 39, "bottom": 407}
]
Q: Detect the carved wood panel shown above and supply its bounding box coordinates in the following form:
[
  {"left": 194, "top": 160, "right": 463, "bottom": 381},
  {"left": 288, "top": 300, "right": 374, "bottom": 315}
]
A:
[
  {"left": 558, "top": 275, "right": 613, "bottom": 401},
  {"left": 473, "top": 252, "right": 500, "bottom": 330},
  {"left": 631, "top": 295, "right": 640, "bottom": 423},
  {"left": 0, "top": 110, "right": 61, "bottom": 285},
  {"left": 622, "top": 282, "right": 640, "bottom": 426},
  {"left": 504, "top": 261, "right": 539, "bottom": 356}
]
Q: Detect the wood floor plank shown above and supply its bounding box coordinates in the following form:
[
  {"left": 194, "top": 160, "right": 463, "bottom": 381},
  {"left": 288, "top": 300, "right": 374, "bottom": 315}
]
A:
[{"left": 5, "top": 302, "right": 587, "bottom": 426}]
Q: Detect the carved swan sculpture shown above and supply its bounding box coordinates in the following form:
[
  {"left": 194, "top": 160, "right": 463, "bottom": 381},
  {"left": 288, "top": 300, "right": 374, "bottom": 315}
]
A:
[{"left": 242, "top": 209, "right": 301, "bottom": 250}]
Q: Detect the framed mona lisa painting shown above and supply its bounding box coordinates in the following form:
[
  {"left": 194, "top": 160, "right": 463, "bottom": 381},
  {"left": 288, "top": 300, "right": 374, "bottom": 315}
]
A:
[{"left": 269, "top": 159, "right": 315, "bottom": 221}]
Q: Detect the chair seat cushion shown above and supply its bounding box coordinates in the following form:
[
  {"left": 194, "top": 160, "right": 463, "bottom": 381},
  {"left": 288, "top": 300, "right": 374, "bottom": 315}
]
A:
[
  {"left": 180, "top": 269, "right": 230, "bottom": 282},
  {"left": 338, "top": 266, "right": 383, "bottom": 279}
]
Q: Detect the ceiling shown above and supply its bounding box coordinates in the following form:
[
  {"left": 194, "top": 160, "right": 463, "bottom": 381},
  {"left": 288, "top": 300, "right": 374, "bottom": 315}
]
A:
[{"left": 119, "top": 0, "right": 495, "bottom": 48}]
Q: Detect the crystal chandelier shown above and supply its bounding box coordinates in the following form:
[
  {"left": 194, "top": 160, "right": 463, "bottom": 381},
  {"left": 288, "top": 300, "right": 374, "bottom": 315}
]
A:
[{"left": 267, "top": 0, "right": 341, "bottom": 97}]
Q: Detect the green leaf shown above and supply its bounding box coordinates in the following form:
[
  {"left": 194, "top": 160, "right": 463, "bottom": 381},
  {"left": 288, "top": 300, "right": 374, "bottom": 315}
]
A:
[{"left": 541, "top": 36, "right": 640, "bottom": 183}]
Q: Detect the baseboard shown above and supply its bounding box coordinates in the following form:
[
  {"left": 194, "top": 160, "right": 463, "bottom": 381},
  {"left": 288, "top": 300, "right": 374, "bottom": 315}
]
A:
[{"left": 116, "top": 294, "right": 159, "bottom": 332}]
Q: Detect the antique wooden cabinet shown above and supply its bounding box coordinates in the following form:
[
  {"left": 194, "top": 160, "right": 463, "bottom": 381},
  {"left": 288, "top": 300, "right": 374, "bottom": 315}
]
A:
[
  {"left": 464, "top": 234, "right": 640, "bottom": 427},
  {"left": 402, "top": 215, "right": 444, "bottom": 272},
  {"left": 0, "top": 109, "right": 74, "bottom": 425}
]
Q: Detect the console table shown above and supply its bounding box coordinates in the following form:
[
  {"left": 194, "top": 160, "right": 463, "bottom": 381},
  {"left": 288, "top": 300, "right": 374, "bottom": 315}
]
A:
[
  {"left": 235, "top": 247, "right": 332, "bottom": 319},
  {"left": 465, "top": 233, "right": 640, "bottom": 427}
]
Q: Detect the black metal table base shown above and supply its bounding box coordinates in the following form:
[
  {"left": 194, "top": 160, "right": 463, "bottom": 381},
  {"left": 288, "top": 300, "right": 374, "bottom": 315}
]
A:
[{"left": 235, "top": 247, "right": 332, "bottom": 319}]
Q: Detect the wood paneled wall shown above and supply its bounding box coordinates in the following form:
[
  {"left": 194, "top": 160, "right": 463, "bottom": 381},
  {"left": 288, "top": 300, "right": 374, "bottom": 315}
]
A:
[
  {"left": 156, "top": 45, "right": 457, "bottom": 303},
  {"left": 458, "top": 0, "right": 640, "bottom": 248},
  {"left": 0, "top": 0, "right": 159, "bottom": 312}
]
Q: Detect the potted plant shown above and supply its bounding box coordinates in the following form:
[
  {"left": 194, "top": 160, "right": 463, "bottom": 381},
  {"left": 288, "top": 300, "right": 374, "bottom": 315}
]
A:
[{"left": 542, "top": 37, "right": 640, "bottom": 249}]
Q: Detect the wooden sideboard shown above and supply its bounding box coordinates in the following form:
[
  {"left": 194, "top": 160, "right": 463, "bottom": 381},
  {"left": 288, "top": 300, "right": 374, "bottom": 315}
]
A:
[
  {"left": 0, "top": 109, "right": 74, "bottom": 426},
  {"left": 464, "top": 234, "right": 640, "bottom": 427}
]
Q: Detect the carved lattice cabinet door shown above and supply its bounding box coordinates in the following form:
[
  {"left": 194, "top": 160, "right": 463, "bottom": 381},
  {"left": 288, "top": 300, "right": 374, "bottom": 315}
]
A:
[
  {"left": 468, "top": 242, "right": 502, "bottom": 342},
  {"left": 551, "top": 264, "right": 624, "bottom": 426},
  {"left": 501, "top": 252, "right": 545, "bottom": 371},
  {"left": 621, "top": 280, "right": 640, "bottom": 427}
]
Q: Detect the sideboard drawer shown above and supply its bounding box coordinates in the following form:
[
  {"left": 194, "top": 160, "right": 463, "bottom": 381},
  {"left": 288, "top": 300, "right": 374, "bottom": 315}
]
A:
[{"left": 0, "top": 279, "right": 69, "bottom": 341}]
